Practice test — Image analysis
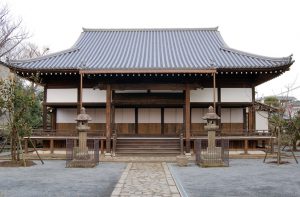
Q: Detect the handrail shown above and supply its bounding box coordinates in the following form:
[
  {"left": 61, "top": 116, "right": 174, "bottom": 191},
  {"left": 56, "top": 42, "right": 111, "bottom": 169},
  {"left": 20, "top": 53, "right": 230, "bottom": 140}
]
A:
[
  {"left": 30, "top": 129, "right": 105, "bottom": 137},
  {"left": 191, "top": 129, "right": 272, "bottom": 137}
]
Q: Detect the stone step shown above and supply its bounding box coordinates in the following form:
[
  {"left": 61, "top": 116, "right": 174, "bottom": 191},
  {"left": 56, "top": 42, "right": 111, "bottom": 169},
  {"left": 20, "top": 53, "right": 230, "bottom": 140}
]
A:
[
  {"left": 117, "top": 145, "right": 180, "bottom": 148},
  {"left": 116, "top": 138, "right": 181, "bottom": 155},
  {"left": 117, "top": 147, "right": 180, "bottom": 150},
  {"left": 116, "top": 149, "right": 180, "bottom": 154}
]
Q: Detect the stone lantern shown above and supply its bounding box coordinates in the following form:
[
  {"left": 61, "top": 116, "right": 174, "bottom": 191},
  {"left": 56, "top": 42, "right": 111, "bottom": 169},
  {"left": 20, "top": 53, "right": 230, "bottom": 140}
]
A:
[
  {"left": 201, "top": 106, "right": 223, "bottom": 166},
  {"left": 76, "top": 107, "right": 92, "bottom": 131},
  {"left": 203, "top": 106, "right": 220, "bottom": 150},
  {"left": 75, "top": 107, "right": 92, "bottom": 159}
]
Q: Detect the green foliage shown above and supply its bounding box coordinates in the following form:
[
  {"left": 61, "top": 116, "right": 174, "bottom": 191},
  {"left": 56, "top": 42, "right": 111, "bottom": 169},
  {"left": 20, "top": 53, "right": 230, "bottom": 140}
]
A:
[
  {"left": 284, "top": 114, "right": 300, "bottom": 145},
  {"left": 0, "top": 76, "right": 41, "bottom": 136},
  {"left": 264, "top": 96, "right": 280, "bottom": 107},
  {"left": 0, "top": 75, "right": 42, "bottom": 161}
]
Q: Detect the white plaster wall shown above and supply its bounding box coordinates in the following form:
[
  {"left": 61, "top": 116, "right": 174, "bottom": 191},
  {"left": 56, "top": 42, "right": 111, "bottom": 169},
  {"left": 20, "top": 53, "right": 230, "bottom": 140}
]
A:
[
  {"left": 86, "top": 108, "right": 106, "bottom": 123},
  {"left": 221, "top": 108, "right": 231, "bottom": 123},
  {"left": 138, "top": 108, "right": 161, "bottom": 123},
  {"left": 221, "top": 108, "right": 243, "bottom": 123},
  {"left": 230, "top": 108, "right": 243, "bottom": 123},
  {"left": 56, "top": 108, "right": 77, "bottom": 123},
  {"left": 190, "top": 88, "right": 218, "bottom": 102},
  {"left": 256, "top": 111, "right": 269, "bottom": 131},
  {"left": 221, "top": 88, "right": 252, "bottom": 102},
  {"left": 82, "top": 88, "right": 106, "bottom": 103},
  {"left": 47, "top": 89, "right": 77, "bottom": 103},
  {"left": 191, "top": 108, "right": 208, "bottom": 123},
  {"left": 115, "top": 108, "right": 135, "bottom": 123},
  {"left": 164, "top": 108, "right": 183, "bottom": 123},
  {"left": 57, "top": 108, "right": 106, "bottom": 123}
]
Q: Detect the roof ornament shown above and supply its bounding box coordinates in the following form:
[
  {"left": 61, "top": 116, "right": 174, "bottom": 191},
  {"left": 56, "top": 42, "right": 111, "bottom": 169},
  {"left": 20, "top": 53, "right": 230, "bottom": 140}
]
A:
[
  {"left": 209, "top": 59, "right": 216, "bottom": 68},
  {"left": 78, "top": 60, "right": 86, "bottom": 69}
]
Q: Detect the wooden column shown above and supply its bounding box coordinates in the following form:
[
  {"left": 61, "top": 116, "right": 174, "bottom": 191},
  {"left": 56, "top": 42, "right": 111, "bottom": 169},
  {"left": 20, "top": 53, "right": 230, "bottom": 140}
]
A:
[
  {"left": 243, "top": 108, "right": 247, "bottom": 134},
  {"left": 217, "top": 86, "right": 222, "bottom": 131},
  {"left": 252, "top": 86, "right": 256, "bottom": 133},
  {"left": 135, "top": 108, "right": 138, "bottom": 135},
  {"left": 213, "top": 73, "right": 216, "bottom": 111},
  {"left": 43, "top": 85, "right": 47, "bottom": 130},
  {"left": 111, "top": 103, "right": 115, "bottom": 134},
  {"left": 77, "top": 73, "right": 83, "bottom": 114},
  {"left": 244, "top": 139, "right": 249, "bottom": 154},
  {"left": 50, "top": 139, "right": 54, "bottom": 154},
  {"left": 51, "top": 108, "right": 56, "bottom": 131},
  {"left": 161, "top": 108, "right": 164, "bottom": 135},
  {"left": 106, "top": 84, "right": 112, "bottom": 155},
  {"left": 185, "top": 84, "right": 191, "bottom": 153}
]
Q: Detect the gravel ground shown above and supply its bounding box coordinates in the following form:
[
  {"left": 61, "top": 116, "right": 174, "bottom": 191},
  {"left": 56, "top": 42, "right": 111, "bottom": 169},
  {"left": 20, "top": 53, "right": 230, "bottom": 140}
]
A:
[
  {"left": 169, "top": 159, "right": 300, "bottom": 197},
  {"left": 0, "top": 161, "right": 126, "bottom": 197}
]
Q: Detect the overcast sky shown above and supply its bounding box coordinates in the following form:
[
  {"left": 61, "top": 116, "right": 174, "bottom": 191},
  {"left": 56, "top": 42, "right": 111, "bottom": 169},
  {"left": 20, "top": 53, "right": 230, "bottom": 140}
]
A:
[{"left": 3, "top": 0, "right": 300, "bottom": 99}]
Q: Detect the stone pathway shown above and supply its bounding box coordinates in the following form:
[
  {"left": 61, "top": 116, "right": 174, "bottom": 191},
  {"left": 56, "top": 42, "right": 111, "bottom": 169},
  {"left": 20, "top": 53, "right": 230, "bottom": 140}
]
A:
[{"left": 111, "top": 162, "right": 181, "bottom": 197}]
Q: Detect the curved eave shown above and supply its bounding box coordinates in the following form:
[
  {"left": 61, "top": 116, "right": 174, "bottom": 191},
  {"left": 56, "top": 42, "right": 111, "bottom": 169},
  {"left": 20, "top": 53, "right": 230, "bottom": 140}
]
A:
[
  {"left": 79, "top": 68, "right": 217, "bottom": 74},
  {"left": 216, "top": 61, "right": 293, "bottom": 72}
]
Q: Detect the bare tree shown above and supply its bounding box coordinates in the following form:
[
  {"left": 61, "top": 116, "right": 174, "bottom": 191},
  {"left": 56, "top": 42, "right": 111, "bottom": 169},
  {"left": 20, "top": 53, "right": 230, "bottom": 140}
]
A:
[
  {"left": 0, "top": 4, "right": 28, "bottom": 60},
  {"left": 7, "top": 42, "right": 49, "bottom": 60}
]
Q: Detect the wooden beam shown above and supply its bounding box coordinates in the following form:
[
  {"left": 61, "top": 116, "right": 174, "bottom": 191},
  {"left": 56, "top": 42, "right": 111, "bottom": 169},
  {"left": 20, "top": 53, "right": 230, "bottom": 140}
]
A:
[
  {"left": 185, "top": 84, "right": 191, "bottom": 153},
  {"left": 80, "top": 69, "right": 217, "bottom": 74},
  {"left": 105, "top": 84, "right": 112, "bottom": 155},
  {"left": 95, "top": 83, "right": 202, "bottom": 90}
]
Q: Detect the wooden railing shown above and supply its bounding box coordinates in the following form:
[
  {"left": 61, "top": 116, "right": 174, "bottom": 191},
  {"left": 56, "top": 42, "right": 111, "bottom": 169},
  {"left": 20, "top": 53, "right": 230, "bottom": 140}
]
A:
[
  {"left": 31, "top": 129, "right": 105, "bottom": 137},
  {"left": 191, "top": 129, "right": 271, "bottom": 137}
]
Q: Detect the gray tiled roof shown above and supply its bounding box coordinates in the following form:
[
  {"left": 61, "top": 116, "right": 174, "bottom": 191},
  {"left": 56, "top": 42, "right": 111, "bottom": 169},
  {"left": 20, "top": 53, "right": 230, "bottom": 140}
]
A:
[{"left": 11, "top": 28, "right": 294, "bottom": 71}]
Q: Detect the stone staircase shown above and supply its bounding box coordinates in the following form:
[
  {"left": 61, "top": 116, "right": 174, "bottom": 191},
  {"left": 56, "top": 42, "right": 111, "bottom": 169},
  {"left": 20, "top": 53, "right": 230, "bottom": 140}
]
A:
[{"left": 115, "top": 137, "right": 181, "bottom": 156}]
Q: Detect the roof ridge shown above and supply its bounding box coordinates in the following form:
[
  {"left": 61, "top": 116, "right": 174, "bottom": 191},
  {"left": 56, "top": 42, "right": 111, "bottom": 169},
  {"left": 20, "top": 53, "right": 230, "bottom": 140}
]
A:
[
  {"left": 220, "top": 46, "right": 293, "bottom": 62},
  {"left": 11, "top": 47, "right": 80, "bottom": 64},
  {"left": 82, "top": 27, "right": 219, "bottom": 32}
]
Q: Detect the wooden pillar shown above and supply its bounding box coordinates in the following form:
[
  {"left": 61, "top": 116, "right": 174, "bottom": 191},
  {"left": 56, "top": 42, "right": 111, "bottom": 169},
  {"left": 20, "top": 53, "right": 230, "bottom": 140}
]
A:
[
  {"left": 100, "top": 139, "right": 104, "bottom": 155},
  {"left": 50, "top": 139, "right": 54, "bottom": 154},
  {"left": 213, "top": 73, "right": 216, "bottom": 111},
  {"left": 111, "top": 102, "right": 115, "bottom": 134},
  {"left": 217, "top": 86, "right": 222, "bottom": 131},
  {"left": 161, "top": 108, "right": 164, "bottom": 135},
  {"left": 43, "top": 85, "right": 47, "bottom": 130},
  {"left": 185, "top": 84, "right": 191, "bottom": 153},
  {"left": 243, "top": 108, "right": 247, "bottom": 134},
  {"left": 135, "top": 108, "right": 138, "bottom": 135},
  {"left": 77, "top": 73, "right": 83, "bottom": 114},
  {"left": 251, "top": 86, "right": 256, "bottom": 133},
  {"left": 106, "top": 84, "right": 112, "bottom": 155},
  {"left": 244, "top": 139, "right": 249, "bottom": 154},
  {"left": 51, "top": 108, "right": 57, "bottom": 131}
]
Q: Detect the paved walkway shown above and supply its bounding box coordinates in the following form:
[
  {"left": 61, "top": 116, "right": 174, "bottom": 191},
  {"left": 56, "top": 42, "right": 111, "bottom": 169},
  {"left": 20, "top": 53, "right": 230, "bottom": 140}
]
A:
[{"left": 111, "top": 162, "right": 181, "bottom": 197}]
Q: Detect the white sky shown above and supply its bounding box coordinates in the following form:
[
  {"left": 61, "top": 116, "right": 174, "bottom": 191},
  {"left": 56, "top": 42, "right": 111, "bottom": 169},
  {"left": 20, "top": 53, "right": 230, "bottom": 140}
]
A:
[{"left": 4, "top": 0, "right": 300, "bottom": 99}]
